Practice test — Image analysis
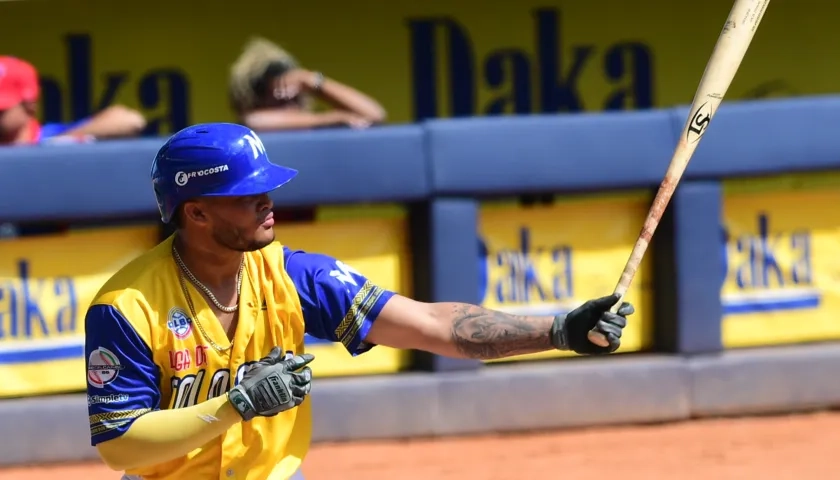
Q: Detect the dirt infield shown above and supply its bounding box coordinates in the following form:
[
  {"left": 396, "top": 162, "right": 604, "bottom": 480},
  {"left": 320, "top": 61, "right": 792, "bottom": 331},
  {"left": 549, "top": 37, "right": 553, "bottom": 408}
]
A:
[{"left": 4, "top": 410, "right": 838, "bottom": 479}]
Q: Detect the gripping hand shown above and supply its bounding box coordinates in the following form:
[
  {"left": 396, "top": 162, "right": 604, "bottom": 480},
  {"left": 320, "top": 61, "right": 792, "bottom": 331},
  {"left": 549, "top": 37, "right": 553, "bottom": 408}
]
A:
[
  {"left": 227, "top": 347, "right": 314, "bottom": 421},
  {"left": 550, "top": 294, "right": 634, "bottom": 355}
]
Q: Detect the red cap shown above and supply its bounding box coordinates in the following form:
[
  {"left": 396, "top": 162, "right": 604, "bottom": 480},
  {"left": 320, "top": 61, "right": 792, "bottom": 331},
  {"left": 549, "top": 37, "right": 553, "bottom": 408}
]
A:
[{"left": 0, "top": 56, "right": 39, "bottom": 110}]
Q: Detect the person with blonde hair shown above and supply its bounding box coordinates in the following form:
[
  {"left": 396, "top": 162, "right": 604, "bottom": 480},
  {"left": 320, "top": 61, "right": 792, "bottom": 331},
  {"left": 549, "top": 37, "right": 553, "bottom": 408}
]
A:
[{"left": 229, "top": 37, "right": 386, "bottom": 131}]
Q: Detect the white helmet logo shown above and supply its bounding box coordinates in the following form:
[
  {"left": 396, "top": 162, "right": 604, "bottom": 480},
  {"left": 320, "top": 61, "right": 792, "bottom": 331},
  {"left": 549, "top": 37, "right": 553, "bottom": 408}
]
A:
[
  {"left": 174, "top": 166, "right": 230, "bottom": 187},
  {"left": 243, "top": 132, "right": 267, "bottom": 159},
  {"left": 175, "top": 171, "right": 189, "bottom": 186}
]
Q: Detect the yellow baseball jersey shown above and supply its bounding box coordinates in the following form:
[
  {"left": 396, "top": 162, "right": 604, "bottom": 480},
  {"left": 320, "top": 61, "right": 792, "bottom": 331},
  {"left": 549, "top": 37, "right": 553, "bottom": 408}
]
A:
[{"left": 84, "top": 234, "right": 394, "bottom": 480}]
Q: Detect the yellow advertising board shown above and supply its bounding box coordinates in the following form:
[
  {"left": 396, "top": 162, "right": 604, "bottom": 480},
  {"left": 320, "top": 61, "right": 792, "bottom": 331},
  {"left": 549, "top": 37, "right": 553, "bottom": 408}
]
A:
[
  {"left": 0, "top": 225, "right": 159, "bottom": 398},
  {"left": 275, "top": 204, "right": 413, "bottom": 377},
  {"left": 0, "top": 0, "right": 829, "bottom": 134},
  {"left": 478, "top": 192, "right": 654, "bottom": 363},
  {"left": 721, "top": 172, "right": 840, "bottom": 348}
]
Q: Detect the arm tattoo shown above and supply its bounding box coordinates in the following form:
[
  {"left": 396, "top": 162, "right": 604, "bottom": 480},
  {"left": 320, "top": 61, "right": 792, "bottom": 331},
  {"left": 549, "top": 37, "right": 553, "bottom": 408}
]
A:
[{"left": 449, "top": 304, "right": 553, "bottom": 360}]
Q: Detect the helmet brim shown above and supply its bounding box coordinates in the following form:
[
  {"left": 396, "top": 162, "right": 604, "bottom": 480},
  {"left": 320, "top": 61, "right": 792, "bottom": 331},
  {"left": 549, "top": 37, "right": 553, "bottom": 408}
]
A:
[{"left": 203, "top": 163, "right": 299, "bottom": 198}]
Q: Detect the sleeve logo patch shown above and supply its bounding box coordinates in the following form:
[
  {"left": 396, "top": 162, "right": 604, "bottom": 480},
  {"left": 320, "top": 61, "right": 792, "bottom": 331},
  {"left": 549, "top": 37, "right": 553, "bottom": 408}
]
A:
[{"left": 87, "top": 347, "right": 125, "bottom": 389}]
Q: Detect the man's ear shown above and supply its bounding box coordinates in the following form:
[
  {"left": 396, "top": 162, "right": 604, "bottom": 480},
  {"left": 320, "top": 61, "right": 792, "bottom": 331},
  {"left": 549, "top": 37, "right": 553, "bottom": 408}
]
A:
[{"left": 182, "top": 201, "right": 209, "bottom": 226}]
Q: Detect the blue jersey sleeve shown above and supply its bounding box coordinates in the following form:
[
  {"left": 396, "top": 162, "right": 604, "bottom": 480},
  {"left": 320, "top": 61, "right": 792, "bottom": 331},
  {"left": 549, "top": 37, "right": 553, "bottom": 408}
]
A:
[
  {"left": 38, "top": 118, "right": 96, "bottom": 144},
  {"left": 85, "top": 304, "right": 161, "bottom": 446},
  {"left": 39, "top": 122, "right": 73, "bottom": 140},
  {"left": 283, "top": 247, "right": 396, "bottom": 355}
]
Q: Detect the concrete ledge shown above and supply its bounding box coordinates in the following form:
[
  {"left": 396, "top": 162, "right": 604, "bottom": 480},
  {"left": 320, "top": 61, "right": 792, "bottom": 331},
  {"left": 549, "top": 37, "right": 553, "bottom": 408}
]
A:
[
  {"left": 310, "top": 372, "right": 441, "bottom": 442},
  {"left": 310, "top": 354, "right": 691, "bottom": 442},
  {"left": 431, "top": 354, "right": 690, "bottom": 436},
  {"left": 0, "top": 393, "right": 97, "bottom": 466},
  {"left": 4, "top": 343, "right": 840, "bottom": 467},
  {"left": 689, "top": 342, "right": 840, "bottom": 417}
]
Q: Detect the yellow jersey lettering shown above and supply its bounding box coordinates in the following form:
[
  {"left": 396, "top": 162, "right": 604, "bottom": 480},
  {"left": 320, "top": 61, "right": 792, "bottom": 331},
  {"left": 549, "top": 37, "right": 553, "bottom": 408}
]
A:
[
  {"left": 207, "top": 368, "right": 231, "bottom": 400},
  {"left": 169, "top": 362, "right": 263, "bottom": 409},
  {"left": 195, "top": 345, "right": 209, "bottom": 367},
  {"left": 234, "top": 361, "right": 258, "bottom": 386},
  {"left": 168, "top": 348, "right": 192, "bottom": 372},
  {"left": 167, "top": 345, "right": 210, "bottom": 373},
  {"left": 170, "top": 370, "right": 206, "bottom": 409}
]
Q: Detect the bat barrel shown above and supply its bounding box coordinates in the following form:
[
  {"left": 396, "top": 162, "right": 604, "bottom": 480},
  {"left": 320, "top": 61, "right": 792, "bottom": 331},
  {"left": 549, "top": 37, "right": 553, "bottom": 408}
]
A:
[{"left": 586, "top": 0, "right": 772, "bottom": 349}]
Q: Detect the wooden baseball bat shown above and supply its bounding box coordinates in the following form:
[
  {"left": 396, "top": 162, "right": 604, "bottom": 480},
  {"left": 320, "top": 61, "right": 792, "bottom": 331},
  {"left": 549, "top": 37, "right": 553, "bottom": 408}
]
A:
[{"left": 587, "top": 0, "right": 772, "bottom": 347}]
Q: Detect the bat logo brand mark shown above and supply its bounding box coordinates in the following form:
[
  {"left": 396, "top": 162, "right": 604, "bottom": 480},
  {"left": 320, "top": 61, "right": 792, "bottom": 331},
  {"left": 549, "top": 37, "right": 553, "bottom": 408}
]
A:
[{"left": 687, "top": 101, "right": 713, "bottom": 144}]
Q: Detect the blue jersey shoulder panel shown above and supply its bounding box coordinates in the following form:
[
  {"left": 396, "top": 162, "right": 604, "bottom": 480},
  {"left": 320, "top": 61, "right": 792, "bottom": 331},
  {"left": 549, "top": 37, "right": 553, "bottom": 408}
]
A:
[
  {"left": 84, "top": 304, "right": 161, "bottom": 446},
  {"left": 283, "top": 246, "right": 395, "bottom": 355}
]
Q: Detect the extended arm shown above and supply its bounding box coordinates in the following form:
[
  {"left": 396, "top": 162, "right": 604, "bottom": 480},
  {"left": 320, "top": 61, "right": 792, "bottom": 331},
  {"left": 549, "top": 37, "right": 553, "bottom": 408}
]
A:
[
  {"left": 63, "top": 105, "right": 147, "bottom": 139},
  {"left": 378, "top": 298, "right": 554, "bottom": 359},
  {"left": 283, "top": 248, "right": 632, "bottom": 360},
  {"left": 243, "top": 109, "right": 369, "bottom": 132},
  {"left": 313, "top": 73, "right": 387, "bottom": 123},
  {"left": 242, "top": 70, "right": 385, "bottom": 132},
  {"left": 367, "top": 295, "right": 632, "bottom": 359}
]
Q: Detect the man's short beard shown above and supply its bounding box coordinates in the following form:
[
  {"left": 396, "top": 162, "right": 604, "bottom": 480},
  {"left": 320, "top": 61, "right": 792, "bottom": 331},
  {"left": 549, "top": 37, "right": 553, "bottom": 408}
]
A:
[{"left": 211, "top": 225, "right": 274, "bottom": 252}]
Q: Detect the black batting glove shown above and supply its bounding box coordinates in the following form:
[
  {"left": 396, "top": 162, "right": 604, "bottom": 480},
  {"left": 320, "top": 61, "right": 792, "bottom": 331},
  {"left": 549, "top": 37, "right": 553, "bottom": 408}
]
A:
[
  {"left": 227, "top": 347, "right": 314, "bottom": 421},
  {"left": 550, "top": 294, "right": 634, "bottom": 355}
]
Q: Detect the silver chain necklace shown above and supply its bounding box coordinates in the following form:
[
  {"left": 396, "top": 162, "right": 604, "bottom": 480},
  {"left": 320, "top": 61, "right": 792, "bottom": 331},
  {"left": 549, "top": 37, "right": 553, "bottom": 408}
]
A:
[{"left": 172, "top": 243, "right": 244, "bottom": 313}]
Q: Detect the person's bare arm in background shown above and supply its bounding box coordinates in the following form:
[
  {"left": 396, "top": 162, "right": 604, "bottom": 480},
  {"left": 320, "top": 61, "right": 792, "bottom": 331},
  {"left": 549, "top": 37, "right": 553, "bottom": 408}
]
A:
[
  {"left": 63, "top": 105, "right": 147, "bottom": 139},
  {"left": 243, "top": 108, "right": 372, "bottom": 132},
  {"left": 242, "top": 70, "right": 386, "bottom": 132}
]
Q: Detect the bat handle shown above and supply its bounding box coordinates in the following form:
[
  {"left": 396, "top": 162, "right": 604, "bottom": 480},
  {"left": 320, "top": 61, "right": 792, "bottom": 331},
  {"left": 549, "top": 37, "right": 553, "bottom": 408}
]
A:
[
  {"left": 586, "top": 268, "right": 634, "bottom": 348},
  {"left": 585, "top": 332, "right": 610, "bottom": 348},
  {"left": 585, "top": 192, "right": 657, "bottom": 348},
  {"left": 586, "top": 296, "right": 623, "bottom": 348}
]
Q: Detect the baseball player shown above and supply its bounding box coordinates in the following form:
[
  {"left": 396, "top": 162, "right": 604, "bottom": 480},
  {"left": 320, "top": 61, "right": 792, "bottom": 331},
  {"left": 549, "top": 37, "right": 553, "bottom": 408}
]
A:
[{"left": 84, "top": 123, "right": 634, "bottom": 480}]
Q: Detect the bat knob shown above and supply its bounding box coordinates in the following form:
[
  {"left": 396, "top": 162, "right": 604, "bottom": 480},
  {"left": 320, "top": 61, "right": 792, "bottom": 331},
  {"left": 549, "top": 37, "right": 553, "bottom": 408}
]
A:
[{"left": 587, "top": 329, "right": 610, "bottom": 348}]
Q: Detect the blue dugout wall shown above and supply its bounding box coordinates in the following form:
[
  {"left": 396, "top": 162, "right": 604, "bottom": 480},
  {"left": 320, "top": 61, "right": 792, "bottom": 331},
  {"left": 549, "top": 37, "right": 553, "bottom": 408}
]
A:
[
  {"left": 4, "top": 95, "right": 840, "bottom": 357},
  {"left": 4, "top": 95, "right": 840, "bottom": 466}
]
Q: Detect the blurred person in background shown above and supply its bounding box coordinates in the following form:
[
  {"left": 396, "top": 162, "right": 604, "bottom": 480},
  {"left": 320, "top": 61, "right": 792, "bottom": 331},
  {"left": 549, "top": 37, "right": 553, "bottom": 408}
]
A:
[
  {"left": 228, "top": 37, "right": 387, "bottom": 131},
  {"left": 0, "top": 55, "right": 148, "bottom": 147}
]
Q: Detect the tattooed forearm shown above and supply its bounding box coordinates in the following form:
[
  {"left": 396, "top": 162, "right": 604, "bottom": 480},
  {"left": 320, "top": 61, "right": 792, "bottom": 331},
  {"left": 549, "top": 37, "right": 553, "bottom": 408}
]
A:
[{"left": 449, "top": 304, "right": 554, "bottom": 360}]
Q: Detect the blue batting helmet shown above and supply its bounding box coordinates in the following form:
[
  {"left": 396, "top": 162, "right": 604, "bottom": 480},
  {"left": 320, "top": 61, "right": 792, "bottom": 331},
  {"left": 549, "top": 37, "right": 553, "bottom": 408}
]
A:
[{"left": 150, "top": 123, "right": 298, "bottom": 223}]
